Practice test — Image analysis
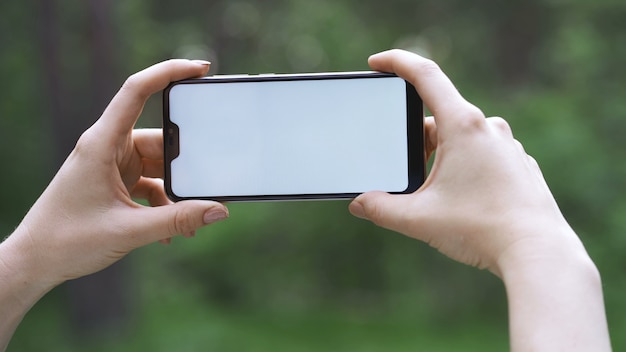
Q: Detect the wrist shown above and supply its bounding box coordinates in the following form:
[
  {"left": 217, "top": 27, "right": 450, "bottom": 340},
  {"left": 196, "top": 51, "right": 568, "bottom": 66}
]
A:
[
  {"left": 494, "top": 218, "right": 591, "bottom": 278},
  {"left": 498, "top": 228, "right": 601, "bottom": 296},
  {"left": 0, "top": 226, "right": 60, "bottom": 350},
  {"left": 494, "top": 223, "right": 610, "bottom": 351},
  {"left": 0, "top": 225, "right": 58, "bottom": 307}
]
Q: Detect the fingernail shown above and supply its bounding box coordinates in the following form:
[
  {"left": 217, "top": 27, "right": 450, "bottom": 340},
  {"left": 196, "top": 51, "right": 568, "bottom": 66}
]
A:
[
  {"left": 192, "top": 59, "right": 211, "bottom": 66},
  {"left": 183, "top": 230, "right": 196, "bottom": 238},
  {"left": 349, "top": 201, "right": 366, "bottom": 219},
  {"left": 203, "top": 208, "right": 228, "bottom": 224}
]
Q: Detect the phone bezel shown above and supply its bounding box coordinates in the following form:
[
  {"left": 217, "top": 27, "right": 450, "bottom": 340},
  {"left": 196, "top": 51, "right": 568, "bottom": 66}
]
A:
[{"left": 162, "top": 71, "right": 424, "bottom": 202}]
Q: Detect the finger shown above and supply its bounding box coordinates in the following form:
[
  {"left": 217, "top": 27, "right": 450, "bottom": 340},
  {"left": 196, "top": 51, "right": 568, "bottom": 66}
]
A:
[
  {"left": 141, "top": 159, "right": 164, "bottom": 179},
  {"left": 424, "top": 116, "right": 438, "bottom": 160},
  {"left": 349, "top": 191, "right": 415, "bottom": 235},
  {"left": 126, "top": 200, "right": 229, "bottom": 247},
  {"left": 131, "top": 177, "right": 172, "bottom": 207},
  {"left": 368, "top": 49, "right": 484, "bottom": 133},
  {"left": 131, "top": 178, "right": 197, "bottom": 241},
  {"left": 133, "top": 129, "right": 165, "bottom": 178},
  {"left": 133, "top": 129, "right": 164, "bottom": 160},
  {"left": 97, "top": 59, "right": 210, "bottom": 139}
]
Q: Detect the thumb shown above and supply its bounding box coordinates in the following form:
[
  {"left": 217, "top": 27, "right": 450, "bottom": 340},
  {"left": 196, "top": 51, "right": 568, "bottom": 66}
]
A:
[
  {"left": 128, "top": 200, "right": 229, "bottom": 247},
  {"left": 349, "top": 191, "right": 417, "bottom": 235}
]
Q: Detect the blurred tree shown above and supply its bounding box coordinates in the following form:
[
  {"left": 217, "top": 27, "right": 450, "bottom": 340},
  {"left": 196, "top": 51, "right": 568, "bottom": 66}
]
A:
[
  {"left": 37, "top": 0, "right": 131, "bottom": 339},
  {"left": 0, "top": 1, "right": 49, "bottom": 236},
  {"left": 3, "top": 0, "right": 626, "bottom": 350}
]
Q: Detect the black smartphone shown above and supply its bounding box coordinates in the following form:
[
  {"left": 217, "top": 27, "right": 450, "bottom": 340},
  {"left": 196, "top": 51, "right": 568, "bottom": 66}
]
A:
[{"left": 163, "top": 71, "right": 424, "bottom": 202}]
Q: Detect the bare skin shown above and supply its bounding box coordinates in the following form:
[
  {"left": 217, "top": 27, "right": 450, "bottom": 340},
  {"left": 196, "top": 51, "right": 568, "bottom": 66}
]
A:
[
  {"left": 0, "top": 50, "right": 612, "bottom": 351},
  {"left": 350, "top": 49, "right": 611, "bottom": 351},
  {"left": 0, "top": 59, "right": 229, "bottom": 351}
]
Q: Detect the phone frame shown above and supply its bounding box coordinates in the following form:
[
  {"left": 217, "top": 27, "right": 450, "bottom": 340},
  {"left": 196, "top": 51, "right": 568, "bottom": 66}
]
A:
[{"left": 162, "top": 71, "right": 424, "bottom": 202}]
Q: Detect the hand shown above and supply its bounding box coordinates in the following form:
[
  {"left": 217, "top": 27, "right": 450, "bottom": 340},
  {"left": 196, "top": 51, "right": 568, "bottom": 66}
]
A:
[
  {"left": 2, "top": 59, "right": 229, "bottom": 289},
  {"left": 349, "top": 49, "right": 611, "bottom": 351},
  {"left": 349, "top": 49, "right": 582, "bottom": 276}
]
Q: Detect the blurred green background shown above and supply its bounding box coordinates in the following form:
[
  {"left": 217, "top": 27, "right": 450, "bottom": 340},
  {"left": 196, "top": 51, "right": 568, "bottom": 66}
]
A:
[{"left": 2, "top": 0, "right": 626, "bottom": 350}]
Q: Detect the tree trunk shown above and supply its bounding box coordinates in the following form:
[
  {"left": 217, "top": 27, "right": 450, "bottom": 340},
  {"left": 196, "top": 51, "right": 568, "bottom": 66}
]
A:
[{"left": 38, "top": 0, "right": 131, "bottom": 340}]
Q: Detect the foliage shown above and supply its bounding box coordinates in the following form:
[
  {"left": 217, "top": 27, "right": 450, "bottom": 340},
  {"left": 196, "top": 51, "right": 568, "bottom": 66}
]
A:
[{"left": 2, "top": 0, "right": 626, "bottom": 350}]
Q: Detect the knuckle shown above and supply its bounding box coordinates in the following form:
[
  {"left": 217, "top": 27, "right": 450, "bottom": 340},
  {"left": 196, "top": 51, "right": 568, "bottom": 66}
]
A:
[
  {"left": 363, "top": 196, "right": 414, "bottom": 234},
  {"left": 73, "top": 129, "right": 98, "bottom": 157},
  {"left": 388, "top": 48, "right": 408, "bottom": 60},
  {"left": 120, "top": 72, "right": 148, "bottom": 100},
  {"left": 452, "top": 103, "right": 487, "bottom": 132},
  {"left": 170, "top": 208, "right": 195, "bottom": 235},
  {"left": 527, "top": 154, "right": 541, "bottom": 169},
  {"left": 365, "top": 204, "right": 385, "bottom": 227},
  {"left": 487, "top": 116, "right": 513, "bottom": 135},
  {"left": 363, "top": 199, "right": 390, "bottom": 228},
  {"left": 414, "top": 59, "right": 442, "bottom": 80},
  {"left": 122, "top": 72, "right": 141, "bottom": 92},
  {"left": 163, "top": 58, "right": 181, "bottom": 67},
  {"left": 463, "top": 103, "right": 486, "bottom": 120}
]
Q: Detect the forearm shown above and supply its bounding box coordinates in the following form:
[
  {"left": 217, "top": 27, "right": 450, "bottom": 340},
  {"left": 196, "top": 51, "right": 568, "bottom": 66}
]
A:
[
  {"left": 0, "top": 227, "right": 55, "bottom": 352},
  {"left": 499, "top": 232, "right": 611, "bottom": 351}
]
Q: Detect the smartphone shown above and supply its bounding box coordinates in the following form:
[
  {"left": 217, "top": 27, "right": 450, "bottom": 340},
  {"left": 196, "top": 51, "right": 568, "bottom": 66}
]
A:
[{"left": 163, "top": 71, "right": 424, "bottom": 202}]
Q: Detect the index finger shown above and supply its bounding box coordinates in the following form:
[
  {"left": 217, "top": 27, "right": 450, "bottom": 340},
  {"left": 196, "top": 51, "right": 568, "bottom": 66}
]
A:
[
  {"left": 368, "top": 49, "right": 484, "bottom": 132},
  {"left": 96, "top": 59, "right": 211, "bottom": 139}
]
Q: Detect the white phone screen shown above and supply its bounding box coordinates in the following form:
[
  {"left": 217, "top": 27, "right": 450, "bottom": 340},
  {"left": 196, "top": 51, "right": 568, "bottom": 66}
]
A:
[{"left": 167, "top": 75, "right": 412, "bottom": 198}]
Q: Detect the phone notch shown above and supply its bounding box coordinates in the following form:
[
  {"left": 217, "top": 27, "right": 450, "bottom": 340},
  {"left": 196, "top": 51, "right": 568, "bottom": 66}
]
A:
[{"left": 165, "top": 122, "right": 180, "bottom": 160}]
